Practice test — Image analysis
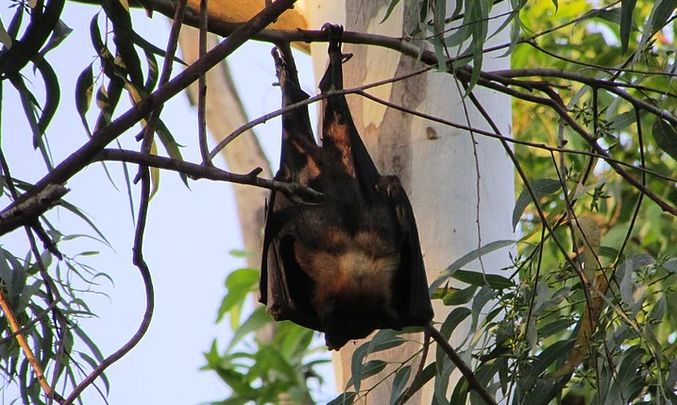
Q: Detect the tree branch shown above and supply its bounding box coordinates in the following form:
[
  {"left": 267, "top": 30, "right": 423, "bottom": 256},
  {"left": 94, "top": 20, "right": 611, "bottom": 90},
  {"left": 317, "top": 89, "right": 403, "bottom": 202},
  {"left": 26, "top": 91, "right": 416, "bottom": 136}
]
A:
[
  {"left": 1, "top": 0, "right": 298, "bottom": 237},
  {"left": 0, "top": 183, "right": 68, "bottom": 236},
  {"left": 96, "top": 148, "right": 321, "bottom": 199},
  {"left": 426, "top": 324, "right": 497, "bottom": 405},
  {"left": 0, "top": 290, "right": 64, "bottom": 403},
  {"left": 462, "top": 70, "right": 677, "bottom": 216}
]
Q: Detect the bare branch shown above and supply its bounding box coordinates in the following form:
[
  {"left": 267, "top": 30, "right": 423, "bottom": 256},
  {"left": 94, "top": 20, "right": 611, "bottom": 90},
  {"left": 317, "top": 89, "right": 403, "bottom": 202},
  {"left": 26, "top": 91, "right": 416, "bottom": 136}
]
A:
[
  {"left": 0, "top": 184, "right": 68, "bottom": 236},
  {"left": 4, "top": 0, "right": 299, "bottom": 239},
  {"left": 0, "top": 290, "right": 64, "bottom": 403},
  {"left": 97, "top": 149, "right": 321, "bottom": 199}
]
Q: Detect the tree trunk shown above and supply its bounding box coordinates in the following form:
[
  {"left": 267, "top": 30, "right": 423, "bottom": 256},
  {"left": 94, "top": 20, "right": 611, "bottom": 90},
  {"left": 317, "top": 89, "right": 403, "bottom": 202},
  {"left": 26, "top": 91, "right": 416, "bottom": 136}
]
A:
[{"left": 304, "top": 1, "right": 514, "bottom": 402}]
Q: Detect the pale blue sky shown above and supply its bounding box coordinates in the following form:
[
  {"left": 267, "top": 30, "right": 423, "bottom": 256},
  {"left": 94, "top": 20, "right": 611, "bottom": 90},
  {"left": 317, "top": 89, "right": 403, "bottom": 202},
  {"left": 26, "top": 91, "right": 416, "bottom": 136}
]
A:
[{"left": 0, "top": 2, "right": 329, "bottom": 404}]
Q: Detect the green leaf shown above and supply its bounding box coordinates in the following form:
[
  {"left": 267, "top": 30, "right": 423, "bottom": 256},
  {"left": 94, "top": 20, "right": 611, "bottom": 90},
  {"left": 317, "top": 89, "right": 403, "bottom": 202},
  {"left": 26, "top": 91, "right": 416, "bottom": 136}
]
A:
[
  {"left": 58, "top": 199, "right": 111, "bottom": 246},
  {"left": 464, "top": 0, "right": 489, "bottom": 91},
  {"left": 651, "top": 117, "right": 677, "bottom": 161},
  {"left": 229, "top": 249, "right": 254, "bottom": 258},
  {"left": 0, "top": 19, "right": 12, "bottom": 49},
  {"left": 350, "top": 331, "right": 404, "bottom": 392},
  {"left": 614, "top": 346, "right": 644, "bottom": 399},
  {"left": 75, "top": 63, "right": 94, "bottom": 136},
  {"left": 9, "top": 75, "right": 53, "bottom": 169},
  {"left": 592, "top": 8, "right": 622, "bottom": 25},
  {"left": 389, "top": 365, "right": 411, "bottom": 404},
  {"left": 37, "top": 19, "right": 72, "bottom": 59},
  {"left": 635, "top": 0, "right": 677, "bottom": 61},
  {"left": 617, "top": 253, "right": 655, "bottom": 308},
  {"left": 469, "top": 286, "right": 495, "bottom": 333},
  {"left": 225, "top": 307, "right": 271, "bottom": 353},
  {"left": 367, "top": 329, "right": 407, "bottom": 353},
  {"left": 649, "top": 0, "right": 677, "bottom": 34},
  {"left": 451, "top": 269, "right": 514, "bottom": 290},
  {"left": 34, "top": 58, "right": 60, "bottom": 135},
  {"left": 529, "top": 339, "right": 574, "bottom": 379},
  {"left": 442, "top": 285, "right": 477, "bottom": 306},
  {"left": 141, "top": 45, "right": 159, "bottom": 92},
  {"left": 661, "top": 258, "right": 677, "bottom": 274},
  {"left": 512, "top": 178, "right": 562, "bottom": 229},
  {"left": 104, "top": 0, "right": 144, "bottom": 87},
  {"left": 433, "top": 0, "right": 448, "bottom": 72},
  {"left": 215, "top": 368, "right": 257, "bottom": 398},
  {"left": 276, "top": 323, "right": 314, "bottom": 360},
  {"left": 216, "top": 268, "right": 258, "bottom": 323},
  {"left": 432, "top": 239, "right": 514, "bottom": 290},
  {"left": 380, "top": 0, "right": 401, "bottom": 23},
  {"left": 327, "top": 391, "right": 356, "bottom": 405},
  {"left": 538, "top": 318, "right": 576, "bottom": 338},
  {"left": 620, "top": 0, "right": 637, "bottom": 53},
  {"left": 441, "top": 307, "right": 471, "bottom": 339},
  {"left": 608, "top": 110, "right": 638, "bottom": 132},
  {"left": 155, "top": 118, "right": 188, "bottom": 187},
  {"left": 346, "top": 360, "right": 386, "bottom": 389},
  {"left": 131, "top": 31, "right": 187, "bottom": 66}
]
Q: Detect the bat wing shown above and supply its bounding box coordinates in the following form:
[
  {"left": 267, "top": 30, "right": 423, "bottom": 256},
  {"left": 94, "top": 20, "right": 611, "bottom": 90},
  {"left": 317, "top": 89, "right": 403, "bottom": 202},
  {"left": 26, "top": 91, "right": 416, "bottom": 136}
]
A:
[
  {"left": 260, "top": 192, "right": 322, "bottom": 330},
  {"left": 260, "top": 45, "right": 324, "bottom": 331},
  {"left": 377, "top": 176, "right": 434, "bottom": 327},
  {"left": 320, "top": 24, "right": 434, "bottom": 328},
  {"left": 319, "top": 25, "right": 381, "bottom": 201}
]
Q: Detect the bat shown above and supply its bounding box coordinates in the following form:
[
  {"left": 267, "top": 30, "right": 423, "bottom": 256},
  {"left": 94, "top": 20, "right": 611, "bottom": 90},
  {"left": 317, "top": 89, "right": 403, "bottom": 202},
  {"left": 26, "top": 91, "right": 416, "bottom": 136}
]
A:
[{"left": 260, "top": 25, "right": 433, "bottom": 350}]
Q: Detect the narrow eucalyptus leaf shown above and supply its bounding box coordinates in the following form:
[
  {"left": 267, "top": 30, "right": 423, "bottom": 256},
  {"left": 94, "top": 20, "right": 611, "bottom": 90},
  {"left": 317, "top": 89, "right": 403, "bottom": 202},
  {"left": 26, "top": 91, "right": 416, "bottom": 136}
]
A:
[
  {"left": 513, "top": 178, "right": 561, "bottom": 229},
  {"left": 620, "top": 0, "right": 637, "bottom": 53},
  {"left": 652, "top": 117, "right": 677, "bottom": 161}
]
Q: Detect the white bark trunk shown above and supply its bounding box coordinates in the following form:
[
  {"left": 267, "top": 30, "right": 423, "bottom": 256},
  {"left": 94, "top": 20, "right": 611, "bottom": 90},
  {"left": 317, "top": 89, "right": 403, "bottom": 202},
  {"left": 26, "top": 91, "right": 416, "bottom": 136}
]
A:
[{"left": 304, "top": 1, "right": 514, "bottom": 402}]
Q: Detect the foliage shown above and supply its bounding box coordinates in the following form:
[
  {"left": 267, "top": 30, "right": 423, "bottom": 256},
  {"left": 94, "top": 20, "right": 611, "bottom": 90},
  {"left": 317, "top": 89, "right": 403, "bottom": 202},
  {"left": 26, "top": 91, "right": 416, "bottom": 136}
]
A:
[
  {"left": 202, "top": 264, "right": 329, "bottom": 405},
  {"left": 314, "top": 0, "right": 677, "bottom": 404},
  {"left": 0, "top": 0, "right": 676, "bottom": 403}
]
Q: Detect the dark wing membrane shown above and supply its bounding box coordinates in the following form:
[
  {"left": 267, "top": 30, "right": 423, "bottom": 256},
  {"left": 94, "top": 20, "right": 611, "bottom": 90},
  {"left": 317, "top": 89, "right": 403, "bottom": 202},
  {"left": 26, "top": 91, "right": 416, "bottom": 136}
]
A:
[
  {"left": 260, "top": 45, "right": 324, "bottom": 331},
  {"left": 378, "top": 176, "right": 434, "bottom": 327},
  {"left": 320, "top": 25, "right": 433, "bottom": 326},
  {"left": 319, "top": 25, "right": 381, "bottom": 202},
  {"left": 260, "top": 193, "right": 322, "bottom": 330},
  {"left": 274, "top": 44, "right": 315, "bottom": 146},
  {"left": 272, "top": 45, "right": 322, "bottom": 189}
]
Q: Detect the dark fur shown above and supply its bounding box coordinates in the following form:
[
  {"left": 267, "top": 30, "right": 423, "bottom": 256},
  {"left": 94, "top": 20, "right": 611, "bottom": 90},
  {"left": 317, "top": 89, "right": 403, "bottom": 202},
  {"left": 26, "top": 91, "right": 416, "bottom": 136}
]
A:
[{"left": 260, "top": 26, "right": 433, "bottom": 350}]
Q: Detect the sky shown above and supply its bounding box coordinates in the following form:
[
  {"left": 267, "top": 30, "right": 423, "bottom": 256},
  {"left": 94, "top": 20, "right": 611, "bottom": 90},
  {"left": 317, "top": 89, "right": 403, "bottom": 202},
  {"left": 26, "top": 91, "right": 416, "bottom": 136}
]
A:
[{"left": 0, "top": 3, "right": 327, "bottom": 404}]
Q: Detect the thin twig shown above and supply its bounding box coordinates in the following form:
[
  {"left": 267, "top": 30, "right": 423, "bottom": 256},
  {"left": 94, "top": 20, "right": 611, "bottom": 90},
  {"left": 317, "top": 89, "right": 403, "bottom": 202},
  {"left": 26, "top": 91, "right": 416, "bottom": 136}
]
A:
[
  {"left": 96, "top": 148, "right": 321, "bottom": 199},
  {"left": 198, "top": 0, "right": 211, "bottom": 166},
  {"left": 207, "top": 74, "right": 675, "bottom": 183},
  {"left": 394, "top": 329, "right": 432, "bottom": 405},
  {"left": 614, "top": 107, "right": 646, "bottom": 267},
  {"left": 426, "top": 324, "right": 497, "bottom": 405},
  {"left": 463, "top": 71, "right": 677, "bottom": 215},
  {"left": 207, "top": 65, "right": 433, "bottom": 159},
  {"left": 62, "top": 165, "right": 155, "bottom": 405},
  {"left": 137, "top": 0, "right": 188, "bottom": 182}
]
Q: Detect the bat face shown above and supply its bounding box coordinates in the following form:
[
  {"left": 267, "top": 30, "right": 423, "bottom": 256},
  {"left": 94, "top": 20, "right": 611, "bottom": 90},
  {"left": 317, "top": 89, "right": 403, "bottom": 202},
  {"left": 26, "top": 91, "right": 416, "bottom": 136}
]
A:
[{"left": 260, "top": 27, "right": 433, "bottom": 350}]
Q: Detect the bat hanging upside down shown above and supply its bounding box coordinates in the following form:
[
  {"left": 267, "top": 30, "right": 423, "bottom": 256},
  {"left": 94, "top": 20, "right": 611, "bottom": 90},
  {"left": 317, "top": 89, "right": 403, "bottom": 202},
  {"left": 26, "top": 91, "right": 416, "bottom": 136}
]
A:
[{"left": 260, "top": 24, "right": 433, "bottom": 350}]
